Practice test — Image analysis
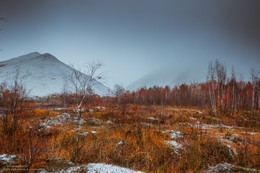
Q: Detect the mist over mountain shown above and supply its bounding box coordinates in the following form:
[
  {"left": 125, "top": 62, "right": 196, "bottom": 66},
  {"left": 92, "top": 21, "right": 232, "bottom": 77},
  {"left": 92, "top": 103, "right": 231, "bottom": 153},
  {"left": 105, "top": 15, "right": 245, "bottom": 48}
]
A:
[
  {"left": 127, "top": 64, "right": 206, "bottom": 90},
  {"left": 0, "top": 52, "right": 110, "bottom": 97},
  {"left": 126, "top": 59, "right": 255, "bottom": 91}
]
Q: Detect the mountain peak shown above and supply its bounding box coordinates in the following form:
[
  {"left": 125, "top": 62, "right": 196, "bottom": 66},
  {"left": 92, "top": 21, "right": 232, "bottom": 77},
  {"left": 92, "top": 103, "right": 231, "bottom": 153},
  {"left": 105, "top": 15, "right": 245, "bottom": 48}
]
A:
[
  {"left": 0, "top": 52, "right": 110, "bottom": 96},
  {"left": 26, "top": 52, "right": 41, "bottom": 57},
  {"left": 39, "top": 53, "right": 59, "bottom": 61}
]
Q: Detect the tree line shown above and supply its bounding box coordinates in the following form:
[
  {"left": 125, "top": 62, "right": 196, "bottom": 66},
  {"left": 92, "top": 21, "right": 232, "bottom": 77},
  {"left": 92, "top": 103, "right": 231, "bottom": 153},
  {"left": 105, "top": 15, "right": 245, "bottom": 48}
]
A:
[{"left": 116, "top": 60, "right": 259, "bottom": 114}]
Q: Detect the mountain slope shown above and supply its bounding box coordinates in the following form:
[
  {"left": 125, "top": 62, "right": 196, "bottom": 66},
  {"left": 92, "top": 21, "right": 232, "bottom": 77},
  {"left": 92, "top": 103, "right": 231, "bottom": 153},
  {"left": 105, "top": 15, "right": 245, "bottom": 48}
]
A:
[
  {"left": 0, "top": 52, "right": 110, "bottom": 97},
  {"left": 127, "top": 66, "right": 207, "bottom": 91}
]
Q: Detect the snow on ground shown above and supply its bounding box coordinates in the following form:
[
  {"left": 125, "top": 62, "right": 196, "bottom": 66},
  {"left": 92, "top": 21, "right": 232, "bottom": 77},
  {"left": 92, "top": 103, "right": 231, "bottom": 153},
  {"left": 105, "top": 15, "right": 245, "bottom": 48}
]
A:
[
  {"left": 146, "top": 117, "right": 158, "bottom": 121},
  {"left": 40, "top": 113, "right": 88, "bottom": 128},
  {"left": 217, "top": 137, "right": 238, "bottom": 157},
  {"left": 40, "top": 113, "right": 72, "bottom": 127},
  {"left": 225, "top": 133, "right": 240, "bottom": 141},
  {"left": 164, "top": 131, "right": 183, "bottom": 154},
  {"left": 86, "top": 118, "right": 102, "bottom": 126},
  {"left": 90, "top": 130, "right": 97, "bottom": 134},
  {"left": 206, "top": 162, "right": 260, "bottom": 173},
  {"left": 198, "top": 123, "right": 242, "bottom": 130},
  {"left": 242, "top": 132, "right": 258, "bottom": 135},
  {"left": 117, "top": 140, "right": 126, "bottom": 145},
  {"left": 79, "top": 130, "right": 98, "bottom": 137},
  {"left": 178, "top": 121, "right": 242, "bottom": 130},
  {"left": 207, "top": 162, "right": 232, "bottom": 172},
  {"left": 106, "top": 120, "right": 113, "bottom": 125},
  {"left": 189, "top": 117, "right": 197, "bottom": 121},
  {"left": 165, "top": 140, "right": 182, "bottom": 154},
  {"left": 65, "top": 166, "right": 82, "bottom": 173},
  {"left": 164, "top": 130, "right": 183, "bottom": 139},
  {"left": 0, "top": 154, "right": 16, "bottom": 163},
  {"left": 225, "top": 144, "right": 238, "bottom": 156},
  {"left": 87, "top": 163, "right": 145, "bottom": 173},
  {"left": 216, "top": 135, "right": 239, "bottom": 156},
  {"left": 40, "top": 163, "right": 145, "bottom": 173},
  {"left": 196, "top": 111, "right": 203, "bottom": 114},
  {"left": 79, "top": 132, "right": 89, "bottom": 136}
]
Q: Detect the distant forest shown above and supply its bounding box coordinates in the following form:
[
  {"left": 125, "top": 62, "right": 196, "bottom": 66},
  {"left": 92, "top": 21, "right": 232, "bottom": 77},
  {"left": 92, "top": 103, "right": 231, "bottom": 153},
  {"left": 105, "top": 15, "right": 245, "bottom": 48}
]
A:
[{"left": 115, "top": 60, "right": 259, "bottom": 114}]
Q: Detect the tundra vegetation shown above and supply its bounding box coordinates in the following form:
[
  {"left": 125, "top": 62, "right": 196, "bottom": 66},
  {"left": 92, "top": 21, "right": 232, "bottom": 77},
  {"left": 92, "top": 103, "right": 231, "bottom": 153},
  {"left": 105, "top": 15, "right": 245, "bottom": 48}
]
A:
[{"left": 0, "top": 60, "right": 259, "bottom": 173}]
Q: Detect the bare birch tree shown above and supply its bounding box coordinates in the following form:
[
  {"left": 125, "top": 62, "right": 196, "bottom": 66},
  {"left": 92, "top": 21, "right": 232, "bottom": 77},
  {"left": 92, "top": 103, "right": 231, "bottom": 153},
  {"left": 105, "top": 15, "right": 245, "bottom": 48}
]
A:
[
  {"left": 230, "top": 66, "right": 237, "bottom": 114},
  {"left": 113, "top": 84, "right": 126, "bottom": 115},
  {"left": 250, "top": 68, "right": 259, "bottom": 111},
  {"left": 64, "top": 61, "right": 104, "bottom": 162},
  {"left": 215, "top": 60, "right": 227, "bottom": 111},
  {"left": 207, "top": 61, "right": 217, "bottom": 114},
  {"left": 207, "top": 60, "right": 227, "bottom": 114}
]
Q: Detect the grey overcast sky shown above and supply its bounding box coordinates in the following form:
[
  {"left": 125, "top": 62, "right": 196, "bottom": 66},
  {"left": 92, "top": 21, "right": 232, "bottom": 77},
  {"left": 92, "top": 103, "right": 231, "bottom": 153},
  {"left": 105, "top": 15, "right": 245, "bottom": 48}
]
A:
[{"left": 0, "top": 0, "right": 259, "bottom": 87}]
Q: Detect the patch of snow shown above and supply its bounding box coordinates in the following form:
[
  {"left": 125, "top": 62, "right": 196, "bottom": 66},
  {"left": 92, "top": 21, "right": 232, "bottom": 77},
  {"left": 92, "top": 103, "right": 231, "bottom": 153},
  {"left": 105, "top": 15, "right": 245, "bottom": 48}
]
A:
[
  {"left": 0, "top": 154, "right": 16, "bottom": 163},
  {"left": 195, "top": 122, "right": 242, "bottom": 130},
  {"left": 57, "top": 113, "right": 71, "bottom": 121},
  {"left": 95, "top": 106, "right": 106, "bottom": 111},
  {"left": 54, "top": 108, "right": 67, "bottom": 111},
  {"left": 165, "top": 130, "right": 183, "bottom": 139},
  {"left": 189, "top": 117, "right": 197, "bottom": 121},
  {"left": 196, "top": 111, "right": 203, "bottom": 114},
  {"left": 90, "top": 131, "right": 97, "bottom": 134},
  {"left": 118, "top": 140, "right": 126, "bottom": 145},
  {"left": 226, "top": 144, "right": 238, "bottom": 156},
  {"left": 207, "top": 162, "right": 232, "bottom": 172},
  {"left": 106, "top": 120, "right": 113, "bottom": 124},
  {"left": 165, "top": 140, "right": 182, "bottom": 154},
  {"left": 178, "top": 122, "right": 241, "bottom": 130},
  {"left": 46, "top": 119, "right": 61, "bottom": 126},
  {"left": 87, "top": 163, "right": 145, "bottom": 173},
  {"left": 146, "top": 117, "right": 157, "bottom": 121},
  {"left": 218, "top": 138, "right": 238, "bottom": 156},
  {"left": 66, "top": 166, "right": 82, "bottom": 172},
  {"left": 86, "top": 118, "right": 102, "bottom": 126},
  {"left": 207, "top": 163, "right": 260, "bottom": 173},
  {"left": 41, "top": 113, "right": 73, "bottom": 126},
  {"left": 79, "top": 132, "right": 89, "bottom": 136},
  {"left": 73, "top": 108, "right": 85, "bottom": 113},
  {"left": 225, "top": 134, "right": 239, "bottom": 141},
  {"left": 243, "top": 132, "right": 258, "bottom": 135},
  {"left": 220, "top": 138, "right": 233, "bottom": 145},
  {"left": 40, "top": 163, "right": 145, "bottom": 173},
  {"left": 177, "top": 122, "right": 193, "bottom": 127},
  {"left": 73, "top": 117, "right": 86, "bottom": 125},
  {"left": 39, "top": 123, "right": 52, "bottom": 131},
  {"left": 40, "top": 113, "right": 87, "bottom": 127}
]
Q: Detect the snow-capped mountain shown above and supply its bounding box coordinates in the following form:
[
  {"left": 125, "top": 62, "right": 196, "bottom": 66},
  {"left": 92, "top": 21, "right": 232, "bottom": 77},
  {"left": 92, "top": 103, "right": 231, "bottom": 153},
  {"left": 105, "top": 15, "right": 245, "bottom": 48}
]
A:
[{"left": 0, "top": 52, "right": 110, "bottom": 97}]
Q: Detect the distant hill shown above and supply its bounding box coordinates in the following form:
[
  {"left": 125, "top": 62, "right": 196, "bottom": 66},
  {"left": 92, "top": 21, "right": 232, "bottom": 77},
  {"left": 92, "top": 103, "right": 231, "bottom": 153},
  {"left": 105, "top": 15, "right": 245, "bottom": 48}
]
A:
[
  {"left": 126, "top": 58, "right": 257, "bottom": 91},
  {"left": 127, "top": 65, "right": 207, "bottom": 91},
  {"left": 0, "top": 52, "right": 110, "bottom": 97}
]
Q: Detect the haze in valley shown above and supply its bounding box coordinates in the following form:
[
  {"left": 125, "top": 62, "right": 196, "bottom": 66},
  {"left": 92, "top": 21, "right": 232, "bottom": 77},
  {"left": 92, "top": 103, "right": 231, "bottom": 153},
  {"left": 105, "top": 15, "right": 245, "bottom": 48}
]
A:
[{"left": 0, "top": 0, "right": 259, "bottom": 88}]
